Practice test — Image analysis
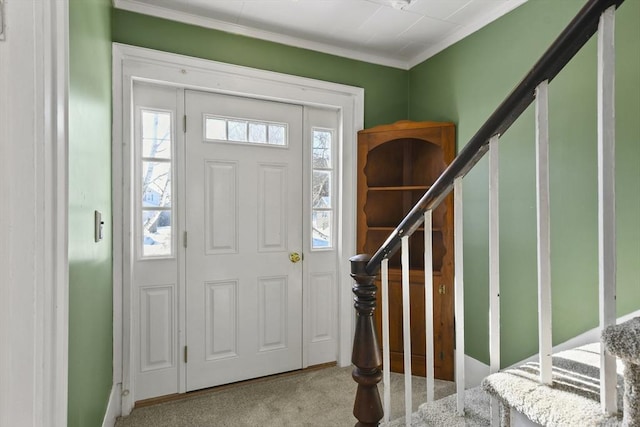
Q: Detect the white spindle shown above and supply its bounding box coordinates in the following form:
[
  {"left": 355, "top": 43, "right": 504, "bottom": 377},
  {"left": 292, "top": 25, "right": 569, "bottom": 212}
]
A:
[
  {"left": 454, "top": 178, "right": 465, "bottom": 415},
  {"left": 381, "top": 259, "right": 391, "bottom": 423},
  {"left": 535, "top": 80, "right": 553, "bottom": 386},
  {"left": 401, "top": 235, "right": 412, "bottom": 424},
  {"left": 598, "top": 5, "right": 617, "bottom": 415},
  {"left": 488, "top": 135, "right": 501, "bottom": 425},
  {"left": 424, "top": 210, "right": 435, "bottom": 403}
]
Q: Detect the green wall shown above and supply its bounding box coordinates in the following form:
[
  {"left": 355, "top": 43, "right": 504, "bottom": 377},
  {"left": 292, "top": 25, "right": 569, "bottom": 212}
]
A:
[
  {"left": 409, "top": 0, "right": 640, "bottom": 366},
  {"left": 68, "top": 0, "right": 113, "bottom": 425},
  {"left": 111, "top": 9, "right": 408, "bottom": 128},
  {"left": 71, "top": 2, "right": 638, "bottom": 422}
]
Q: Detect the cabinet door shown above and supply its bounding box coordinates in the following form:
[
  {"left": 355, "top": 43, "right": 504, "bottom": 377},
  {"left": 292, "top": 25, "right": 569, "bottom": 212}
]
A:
[{"left": 375, "top": 273, "right": 453, "bottom": 380}]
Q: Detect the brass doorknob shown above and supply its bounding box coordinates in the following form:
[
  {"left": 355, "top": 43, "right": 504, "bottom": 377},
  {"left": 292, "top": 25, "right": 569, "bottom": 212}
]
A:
[{"left": 289, "top": 252, "right": 301, "bottom": 263}]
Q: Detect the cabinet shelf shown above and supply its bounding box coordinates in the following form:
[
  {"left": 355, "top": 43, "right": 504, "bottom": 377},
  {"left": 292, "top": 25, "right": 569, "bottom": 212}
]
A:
[
  {"left": 367, "top": 226, "right": 442, "bottom": 233},
  {"left": 368, "top": 185, "right": 430, "bottom": 191}
]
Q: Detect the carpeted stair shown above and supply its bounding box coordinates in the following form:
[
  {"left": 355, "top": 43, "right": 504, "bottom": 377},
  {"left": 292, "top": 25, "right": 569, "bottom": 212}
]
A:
[
  {"left": 602, "top": 317, "right": 640, "bottom": 427},
  {"left": 481, "top": 317, "right": 640, "bottom": 427},
  {"left": 380, "top": 386, "right": 491, "bottom": 427}
]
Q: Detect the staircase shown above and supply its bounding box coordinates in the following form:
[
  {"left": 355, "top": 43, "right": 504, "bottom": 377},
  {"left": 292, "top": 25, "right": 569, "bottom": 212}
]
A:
[
  {"left": 347, "top": 0, "right": 637, "bottom": 426},
  {"left": 482, "top": 317, "right": 640, "bottom": 427},
  {"left": 379, "top": 316, "right": 640, "bottom": 427}
]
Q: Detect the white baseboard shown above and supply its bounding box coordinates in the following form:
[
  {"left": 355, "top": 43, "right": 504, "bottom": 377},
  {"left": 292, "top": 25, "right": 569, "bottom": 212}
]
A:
[
  {"left": 102, "top": 383, "right": 122, "bottom": 427},
  {"left": 464, "top": 354, "right": 490, "bottom": 389},
  {"left": 512, "top": 309, "right": 640, "bottom": 367},
  {"left": 463, "top": 309, "right": 640, "bottom": 388}
]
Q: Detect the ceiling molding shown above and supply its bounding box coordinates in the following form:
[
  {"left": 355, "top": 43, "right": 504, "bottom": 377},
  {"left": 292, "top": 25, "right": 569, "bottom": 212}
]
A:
[
  {"left": 406, "top": 0, "right": 529, "bottom": 69},
  {"left": 114, "top": 0, "right": 528, "bottom": 71},
  {"left": 114, "top": 0, "right": 411, "bottom": 69}
]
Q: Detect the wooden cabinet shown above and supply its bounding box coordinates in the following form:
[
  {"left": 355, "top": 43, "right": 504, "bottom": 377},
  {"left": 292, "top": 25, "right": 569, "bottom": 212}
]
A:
[{"left": 357, "top": 120, "right": 455, "bottom": 380}]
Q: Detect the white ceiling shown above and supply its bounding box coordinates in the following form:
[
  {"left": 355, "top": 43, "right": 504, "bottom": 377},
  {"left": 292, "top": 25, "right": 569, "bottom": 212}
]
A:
[{"left": 114, "top": 0, "right": 528, "bottom": 69}]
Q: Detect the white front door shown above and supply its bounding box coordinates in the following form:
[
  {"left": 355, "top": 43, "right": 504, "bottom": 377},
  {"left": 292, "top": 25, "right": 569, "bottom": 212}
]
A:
[
  {"left": 184, "top": 90, "right": 304, "bottom": 391},
  {"left": 128, "top": 80, "right": 344, "bottom": 403}
]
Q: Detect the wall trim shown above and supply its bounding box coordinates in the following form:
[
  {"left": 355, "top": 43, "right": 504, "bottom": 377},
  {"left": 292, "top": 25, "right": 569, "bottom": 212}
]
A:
[
  {"left": 113, "top": 0, "right": 528, "bottom": 70},
  {"left": 464, "top": 309, "right": 640, "bottom": 389},
  {"left": 112, "top": 43, "right": 363, "bottom": 415}
]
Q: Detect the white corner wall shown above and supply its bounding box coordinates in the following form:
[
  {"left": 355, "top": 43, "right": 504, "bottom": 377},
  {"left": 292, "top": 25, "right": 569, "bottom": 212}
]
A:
[{"left": 0, "top": 1, "right": 69, "bottom": 426}]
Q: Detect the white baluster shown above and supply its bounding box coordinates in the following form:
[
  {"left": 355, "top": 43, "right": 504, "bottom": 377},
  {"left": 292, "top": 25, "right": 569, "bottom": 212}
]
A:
[
  {"left": 401, "top": 235, "right": 412, "bottom": 425},
  {"left": 454, "top": 177, "right": 465, "bottom": 415},
  {"left": 598, "top": 5, "right": 617, "bottom": 415},
  {"left": 535, "top": 80, "right": 552, "bottom": 386},
  {"left": 488, "top": 135, "right": 501, "bottom": 424},
  {"left": 381, "top": 259, "right": 391, "bottom": 423},
  {"left": 424, "top": 210, "right": 434, "bottom": 403}
]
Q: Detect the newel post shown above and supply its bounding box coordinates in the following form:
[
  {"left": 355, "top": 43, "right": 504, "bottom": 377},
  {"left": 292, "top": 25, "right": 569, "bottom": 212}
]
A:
[{"left": 350, "top": 254, "right": 383, "bottom": 427}]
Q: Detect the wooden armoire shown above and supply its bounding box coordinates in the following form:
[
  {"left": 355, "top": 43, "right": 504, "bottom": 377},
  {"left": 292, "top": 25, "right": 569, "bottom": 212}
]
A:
[{"left": 356, "top": 120, "right": 455, "bottom": 380}]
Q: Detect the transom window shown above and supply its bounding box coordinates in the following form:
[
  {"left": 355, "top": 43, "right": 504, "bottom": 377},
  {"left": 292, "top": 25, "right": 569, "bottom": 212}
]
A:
[
  {"left": 311, "top": 128, "right": 334, "bottom": 249},
  {"left": 204, "top": 115, "right": 288, "bottom": 147},
  {"left": 140, "top": 109, "right": 174, "bottom": 258}
]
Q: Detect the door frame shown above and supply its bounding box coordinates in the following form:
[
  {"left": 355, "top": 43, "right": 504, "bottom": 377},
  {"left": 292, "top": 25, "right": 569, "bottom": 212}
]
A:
[
  {"left": 0, "top": 1, "right": 69, "bottom": 426},
  {"left": 112, "top": 43, "right": 364, "bottom": 414}
]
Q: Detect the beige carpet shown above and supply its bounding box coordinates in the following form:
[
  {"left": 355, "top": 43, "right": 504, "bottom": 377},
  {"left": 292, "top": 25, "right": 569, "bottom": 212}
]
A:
[{"left": 116, "top": 366, "right": 456, "bottom": 426}]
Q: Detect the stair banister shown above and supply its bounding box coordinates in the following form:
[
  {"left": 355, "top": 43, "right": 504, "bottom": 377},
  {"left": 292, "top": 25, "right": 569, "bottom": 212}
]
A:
[
  {"left": 597, "top": 5, "right": 617, "bottom": 415},
  {"left": 349, "top": 1, "right": 626, "bottom": 425},
  {"left": 380, "top": 259, "right": 391, "bottom": 423},
  {"left": 364, "top": 0, "right": 625, "bottom": 278},
  {"left": 350, "top": 254, "right": 384, "bottom": 427},
  {"left": 488, "top": 135, "right": 501, "bottom": 425},
  {"left": 453, "top": 178, "right": 465, "bottom": 416},
  {"left": 424, "top": 210, "right": 435, "bottom": 404},
  {"left": 535, "top": 80, "right": 553, "bottom": 386},
  {"left": 400, "top": 236, "right": 413, "bottom": 422}
]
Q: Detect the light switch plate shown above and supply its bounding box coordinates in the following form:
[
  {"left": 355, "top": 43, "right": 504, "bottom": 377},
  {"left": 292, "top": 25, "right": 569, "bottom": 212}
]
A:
[{"left": 95, "top": 210, "right": 104, "bottom": 242}]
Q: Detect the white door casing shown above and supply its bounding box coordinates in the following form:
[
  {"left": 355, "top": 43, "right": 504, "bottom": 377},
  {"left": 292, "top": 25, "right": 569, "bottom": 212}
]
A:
[
  {"left": 113, "top": 44, "right": 363, "bottom": 414},
  {"left": 184, "top": 91, "right": 304, "bottom": 390}
]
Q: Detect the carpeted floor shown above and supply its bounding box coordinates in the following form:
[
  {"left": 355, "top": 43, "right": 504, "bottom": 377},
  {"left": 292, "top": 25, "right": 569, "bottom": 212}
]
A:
[{"left": 115, "top": 366, "right": 457, "bottom": 426}]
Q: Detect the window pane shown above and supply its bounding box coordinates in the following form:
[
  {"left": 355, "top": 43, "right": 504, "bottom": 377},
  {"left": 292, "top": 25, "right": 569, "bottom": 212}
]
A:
[
  {"left": 312, "top": 211, "right": 332, "bottom": 249},
  {"left": 228, "top": 120, "right": 248, "bottom": 142},
  {"left": 142, "top": 161, "right": 172, "bottom": 208},
  {"left": 142, "top": 210, "right": 172, "bottom": 256},
  {"left": 205, "top": 117, "right": 227, "bottom": 140},
  {"left": 312, "top": 170, "right": 331, "bottom": 208},
  {"left": 312, "top": 130, "right": 332, "bottom": 168},
  {"left": 142, "top": 111, "right": 172, "bottom": 159},
  {"left": 268, "top": 124, "right": 286, "bottom": 146},
  {"left": 248, "top": 123, "right": 267, "bottom": 143}
]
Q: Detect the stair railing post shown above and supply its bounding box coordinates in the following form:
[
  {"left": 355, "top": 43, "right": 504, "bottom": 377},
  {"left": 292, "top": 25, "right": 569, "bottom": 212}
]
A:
[{"left": 350, "top": 254, "right": 384, "bottom": 427}]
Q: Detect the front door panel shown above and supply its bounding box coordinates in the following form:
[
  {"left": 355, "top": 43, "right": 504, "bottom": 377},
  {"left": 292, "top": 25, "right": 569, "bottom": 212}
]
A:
[{"left": 185, "top": 91, "right": 303, "bottom": 391}]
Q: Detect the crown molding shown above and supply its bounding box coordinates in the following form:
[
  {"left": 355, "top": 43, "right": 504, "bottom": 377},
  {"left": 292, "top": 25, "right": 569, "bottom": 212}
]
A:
[
  {"left": 407, "top": 0, "right": 528, "bottom": 68},
  {"left": 114, "top": 0, "right": 411, "bottom": 69},
  {"left": 114, "top": 0, "right": 528, "bottom": 71}
]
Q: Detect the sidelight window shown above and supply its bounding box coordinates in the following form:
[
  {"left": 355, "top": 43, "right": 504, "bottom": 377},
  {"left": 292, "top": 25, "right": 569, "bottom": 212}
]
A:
[
  {"left": 140, "top": 109, "right": 174, "bottom": 257},
  {"left": 311, "top": 128, "right": 334, "bottom": 249}
]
